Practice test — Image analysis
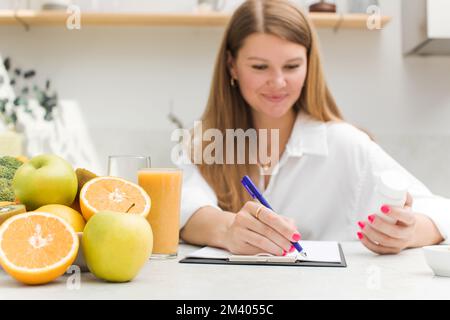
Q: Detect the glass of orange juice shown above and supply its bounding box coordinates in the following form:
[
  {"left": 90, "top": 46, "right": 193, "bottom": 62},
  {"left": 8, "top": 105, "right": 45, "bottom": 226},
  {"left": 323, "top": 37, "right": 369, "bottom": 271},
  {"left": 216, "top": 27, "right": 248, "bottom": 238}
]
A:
[{"left": 138, "top": 168, "right": 183, "bottom": 259}]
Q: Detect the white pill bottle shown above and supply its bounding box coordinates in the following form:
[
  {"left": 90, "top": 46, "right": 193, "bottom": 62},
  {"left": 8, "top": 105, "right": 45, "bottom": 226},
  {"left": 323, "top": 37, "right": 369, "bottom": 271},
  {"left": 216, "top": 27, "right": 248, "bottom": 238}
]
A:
[{"left": 375, "top": 170, "right": 410, "bottom": 224}]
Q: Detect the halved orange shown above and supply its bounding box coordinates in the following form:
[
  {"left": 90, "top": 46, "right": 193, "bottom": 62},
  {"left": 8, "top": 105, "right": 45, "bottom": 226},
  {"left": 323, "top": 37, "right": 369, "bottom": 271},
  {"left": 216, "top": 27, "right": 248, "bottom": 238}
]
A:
[
  {"left": 0, "top": 212, "right": 79, "bottom": 285},
  {"left": 79, "top": 176, "right": 151, "bottom": 221}
]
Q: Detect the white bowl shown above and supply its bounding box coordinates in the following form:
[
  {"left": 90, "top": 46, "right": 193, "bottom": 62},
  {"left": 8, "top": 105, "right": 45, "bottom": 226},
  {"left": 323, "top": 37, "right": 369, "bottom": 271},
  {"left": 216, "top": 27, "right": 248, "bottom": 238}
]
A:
[
  {"left": 423, "top": 245, "right": 450, "bottom": 277},
  {"left": 73, "top": 232, "right": 89, "bottom": 273}
]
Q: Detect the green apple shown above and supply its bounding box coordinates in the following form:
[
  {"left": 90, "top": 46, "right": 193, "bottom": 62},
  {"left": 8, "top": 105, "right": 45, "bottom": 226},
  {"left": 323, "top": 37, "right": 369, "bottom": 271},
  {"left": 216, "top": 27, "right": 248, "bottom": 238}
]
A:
[
  {"left": 82, "top": 211, "right": 153, "bottom": 282},
  {"left": 12, "top": 154, "right": 78, "bottom": 210}
]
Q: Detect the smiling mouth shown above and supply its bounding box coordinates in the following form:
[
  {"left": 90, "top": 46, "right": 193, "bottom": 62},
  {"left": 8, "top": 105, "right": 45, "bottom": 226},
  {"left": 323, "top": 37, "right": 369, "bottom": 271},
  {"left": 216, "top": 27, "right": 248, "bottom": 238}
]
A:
[{"left": 261, "top": 94, "right": 288, "bottom": 103}]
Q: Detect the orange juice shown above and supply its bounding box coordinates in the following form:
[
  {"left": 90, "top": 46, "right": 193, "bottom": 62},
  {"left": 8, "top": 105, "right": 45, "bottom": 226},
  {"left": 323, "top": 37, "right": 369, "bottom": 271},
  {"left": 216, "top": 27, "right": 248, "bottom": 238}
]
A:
[{"left": 138, "top": 168, "right": 182, "bottom": 258}]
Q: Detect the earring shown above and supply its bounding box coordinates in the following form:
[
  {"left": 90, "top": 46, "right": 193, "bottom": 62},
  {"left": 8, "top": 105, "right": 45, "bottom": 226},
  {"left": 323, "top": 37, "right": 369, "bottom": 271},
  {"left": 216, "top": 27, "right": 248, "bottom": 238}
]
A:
[{"left": 230, "top": 77, "right": 236, "bottom": 87}]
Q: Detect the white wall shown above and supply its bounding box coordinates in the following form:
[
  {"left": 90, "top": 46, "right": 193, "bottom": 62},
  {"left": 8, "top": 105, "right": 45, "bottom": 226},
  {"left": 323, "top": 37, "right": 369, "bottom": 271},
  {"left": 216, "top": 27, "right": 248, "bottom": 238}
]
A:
[
  {"left": 319, "top": 0, "right": 450, "bottom": 197},
  {"left": 1, "top": 0, "right": 450, "bottom": 196}
]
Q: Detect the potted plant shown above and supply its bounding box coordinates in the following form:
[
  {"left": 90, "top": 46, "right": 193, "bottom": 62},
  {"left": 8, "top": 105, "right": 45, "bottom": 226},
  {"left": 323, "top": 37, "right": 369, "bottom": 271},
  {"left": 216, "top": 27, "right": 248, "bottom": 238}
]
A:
[{"left": 0, "top": 56, "right": 59, "bottom": 157}]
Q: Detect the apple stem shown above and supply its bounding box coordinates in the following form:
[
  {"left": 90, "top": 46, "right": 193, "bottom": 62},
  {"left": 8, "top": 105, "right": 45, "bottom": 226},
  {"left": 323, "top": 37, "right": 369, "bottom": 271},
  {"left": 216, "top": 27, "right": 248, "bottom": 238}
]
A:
[{"left": 126, "top": 203, "right": 136, "bottom": 213}]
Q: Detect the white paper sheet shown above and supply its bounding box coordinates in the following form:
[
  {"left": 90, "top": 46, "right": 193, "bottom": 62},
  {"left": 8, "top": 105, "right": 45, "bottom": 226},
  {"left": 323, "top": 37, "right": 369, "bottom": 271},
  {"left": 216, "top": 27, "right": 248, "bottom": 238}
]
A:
[
  {"left": 286, "top": 241, "right": 341, "bottom": 263},
  {"left": 186, "top": 241, "right": 342, "bottom": 263}
]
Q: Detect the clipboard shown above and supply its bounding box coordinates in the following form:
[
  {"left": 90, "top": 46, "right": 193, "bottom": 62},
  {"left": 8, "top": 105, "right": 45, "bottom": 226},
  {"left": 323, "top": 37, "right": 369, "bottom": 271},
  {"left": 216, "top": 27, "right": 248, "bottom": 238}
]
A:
[{"left": 179, "top": 242, "right": 347, "bottom": 268}]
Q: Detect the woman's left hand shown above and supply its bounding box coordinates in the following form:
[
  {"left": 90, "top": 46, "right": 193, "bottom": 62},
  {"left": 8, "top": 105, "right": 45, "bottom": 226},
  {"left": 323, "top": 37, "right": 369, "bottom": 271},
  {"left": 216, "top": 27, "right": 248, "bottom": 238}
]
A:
[{"left": 357, "top": 192, "right": 417, "bottom": 254}]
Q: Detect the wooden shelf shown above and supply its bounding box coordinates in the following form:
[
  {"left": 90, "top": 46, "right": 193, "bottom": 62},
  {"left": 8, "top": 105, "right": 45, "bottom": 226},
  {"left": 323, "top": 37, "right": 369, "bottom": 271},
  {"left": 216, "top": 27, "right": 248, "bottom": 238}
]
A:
[
  {"left": 311, "top": 12, "right": 391, "bottom": 29},
  {"left": 0, "top": 10, "right": 391, "bottom": 29}
]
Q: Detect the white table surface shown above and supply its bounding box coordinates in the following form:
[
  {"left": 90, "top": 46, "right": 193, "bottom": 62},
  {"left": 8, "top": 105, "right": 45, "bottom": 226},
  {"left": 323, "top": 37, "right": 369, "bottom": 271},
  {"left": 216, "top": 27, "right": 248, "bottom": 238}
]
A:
[{"left": 1, "top": 241, "right": 449, "bottom": 300}]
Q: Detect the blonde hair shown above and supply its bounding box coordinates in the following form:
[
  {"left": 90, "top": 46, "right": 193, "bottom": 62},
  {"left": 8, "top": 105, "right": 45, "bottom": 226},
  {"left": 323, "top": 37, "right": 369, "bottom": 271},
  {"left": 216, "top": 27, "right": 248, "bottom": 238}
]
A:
[{"left": 195, "top": 0, "right": 344, "bottom": 213}]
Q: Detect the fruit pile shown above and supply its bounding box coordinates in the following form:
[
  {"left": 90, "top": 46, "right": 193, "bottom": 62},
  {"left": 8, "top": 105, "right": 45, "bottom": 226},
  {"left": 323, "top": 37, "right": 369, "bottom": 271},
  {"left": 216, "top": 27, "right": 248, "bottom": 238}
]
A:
[{"left": 0, "top": 154, "right": 153, "bottom": 285}]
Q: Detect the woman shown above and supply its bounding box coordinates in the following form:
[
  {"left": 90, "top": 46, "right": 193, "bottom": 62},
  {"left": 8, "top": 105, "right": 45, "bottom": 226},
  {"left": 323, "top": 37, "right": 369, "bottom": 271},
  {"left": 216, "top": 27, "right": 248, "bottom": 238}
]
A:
[{"left": 178, "top": 0, "right": 448, "bottom": 255}]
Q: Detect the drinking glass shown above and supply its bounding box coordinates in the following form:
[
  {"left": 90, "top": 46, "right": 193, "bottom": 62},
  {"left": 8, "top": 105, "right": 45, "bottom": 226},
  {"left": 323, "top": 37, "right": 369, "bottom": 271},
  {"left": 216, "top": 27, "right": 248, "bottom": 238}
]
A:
[
  {"left": 107, "top": 155, "right": 151, "bottom": 183},
  {"left": 138, "top": 168, "right": 182, "bottom": 259}
]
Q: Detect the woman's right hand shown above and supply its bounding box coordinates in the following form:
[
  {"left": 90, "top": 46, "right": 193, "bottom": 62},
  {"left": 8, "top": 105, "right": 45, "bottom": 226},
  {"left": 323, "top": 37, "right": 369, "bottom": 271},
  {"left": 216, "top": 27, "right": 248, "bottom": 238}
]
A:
[{"left": 223, "top": 201, "right": 302, "bottom": 256}]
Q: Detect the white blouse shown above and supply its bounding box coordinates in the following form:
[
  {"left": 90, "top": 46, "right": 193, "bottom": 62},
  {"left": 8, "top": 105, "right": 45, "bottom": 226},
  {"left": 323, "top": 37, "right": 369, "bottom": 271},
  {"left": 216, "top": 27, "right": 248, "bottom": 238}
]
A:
[{"left": 178, "top": 111, "right": 450, "bottom": 244}]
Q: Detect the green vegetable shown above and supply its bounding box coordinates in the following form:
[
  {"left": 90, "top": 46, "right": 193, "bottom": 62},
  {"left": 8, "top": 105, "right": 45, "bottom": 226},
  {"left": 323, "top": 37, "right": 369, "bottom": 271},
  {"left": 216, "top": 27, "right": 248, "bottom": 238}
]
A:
[
  {"left": 0, "top": 156, "right": 22, "bottom": 202},
  {"left": 0, "top": 178, "right": 10, "bottom": 188},
  {"left": 0, "top": 165, "right": 16, "bottom": 180},
  {"left": 0, "top": 156, "right": 23, "bottom": 170},
  {"left": 0, "top": 178, "right": 14, "bottom": 202}
]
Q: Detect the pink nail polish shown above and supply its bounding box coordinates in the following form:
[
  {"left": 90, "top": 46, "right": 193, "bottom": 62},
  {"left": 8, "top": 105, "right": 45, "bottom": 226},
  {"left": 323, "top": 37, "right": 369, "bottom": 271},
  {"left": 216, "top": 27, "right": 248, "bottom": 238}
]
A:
[
  {"left": 358, "top": 221, "right": 366, "bottom": 230},
  {"left": 357, "top": 232, "right": 363, "bottom": 240},
  {"left": 292, "top": 233, "right": 301, "bottom": 242},
  {"left": 381, "top": 205, "right": 391, "bottom": 214},
  {"left": 368, "top": 214, "right": 375, "bottom": 224},
  {"left": 289, "top": 245, "right": 295, "bottom": 253},
  {"left": 282, "top": 250, "right": 287, "bottom": 256}
]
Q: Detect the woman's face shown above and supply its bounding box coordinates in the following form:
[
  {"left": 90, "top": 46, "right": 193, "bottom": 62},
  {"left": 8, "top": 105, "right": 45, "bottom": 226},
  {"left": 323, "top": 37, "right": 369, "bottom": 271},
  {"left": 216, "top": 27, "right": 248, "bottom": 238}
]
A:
[{"left": 229, "top": 33, "right": 308, "bottom": 120}]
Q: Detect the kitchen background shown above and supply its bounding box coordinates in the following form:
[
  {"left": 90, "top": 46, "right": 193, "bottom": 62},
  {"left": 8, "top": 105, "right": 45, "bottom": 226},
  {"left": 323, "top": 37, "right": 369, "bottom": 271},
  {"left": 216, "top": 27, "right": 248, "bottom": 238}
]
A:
[{"left": 1, "top": 0, "right": 450, "bottom": 197}]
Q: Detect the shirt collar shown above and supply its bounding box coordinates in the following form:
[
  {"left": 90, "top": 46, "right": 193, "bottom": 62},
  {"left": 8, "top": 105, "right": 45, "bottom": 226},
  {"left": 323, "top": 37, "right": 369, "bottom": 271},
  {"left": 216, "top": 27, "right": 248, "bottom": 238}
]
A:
[{"left": 285, "top": 110, "right": 329, "bottom": 157}]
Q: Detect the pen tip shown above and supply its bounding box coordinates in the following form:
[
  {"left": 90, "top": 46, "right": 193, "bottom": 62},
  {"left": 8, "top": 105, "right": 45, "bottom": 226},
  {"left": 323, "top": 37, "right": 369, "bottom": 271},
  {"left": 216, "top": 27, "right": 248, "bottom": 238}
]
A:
[{"left": 300, "top": 251, "right": 307, "bottom": 258}]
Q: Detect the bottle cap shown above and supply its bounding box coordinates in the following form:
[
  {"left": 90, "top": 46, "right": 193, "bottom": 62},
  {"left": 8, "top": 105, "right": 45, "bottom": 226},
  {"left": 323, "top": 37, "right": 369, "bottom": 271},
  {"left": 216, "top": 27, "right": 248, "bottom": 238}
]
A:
[{"left": 377, "top": 170, "right": 409, "bottom": 201}]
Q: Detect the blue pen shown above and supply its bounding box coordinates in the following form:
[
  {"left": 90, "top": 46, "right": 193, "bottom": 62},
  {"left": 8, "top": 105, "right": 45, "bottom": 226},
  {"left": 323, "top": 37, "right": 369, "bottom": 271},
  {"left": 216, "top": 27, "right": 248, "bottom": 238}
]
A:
[{"left": 241, "top": 175, "right": 307, "bottom": 257}]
